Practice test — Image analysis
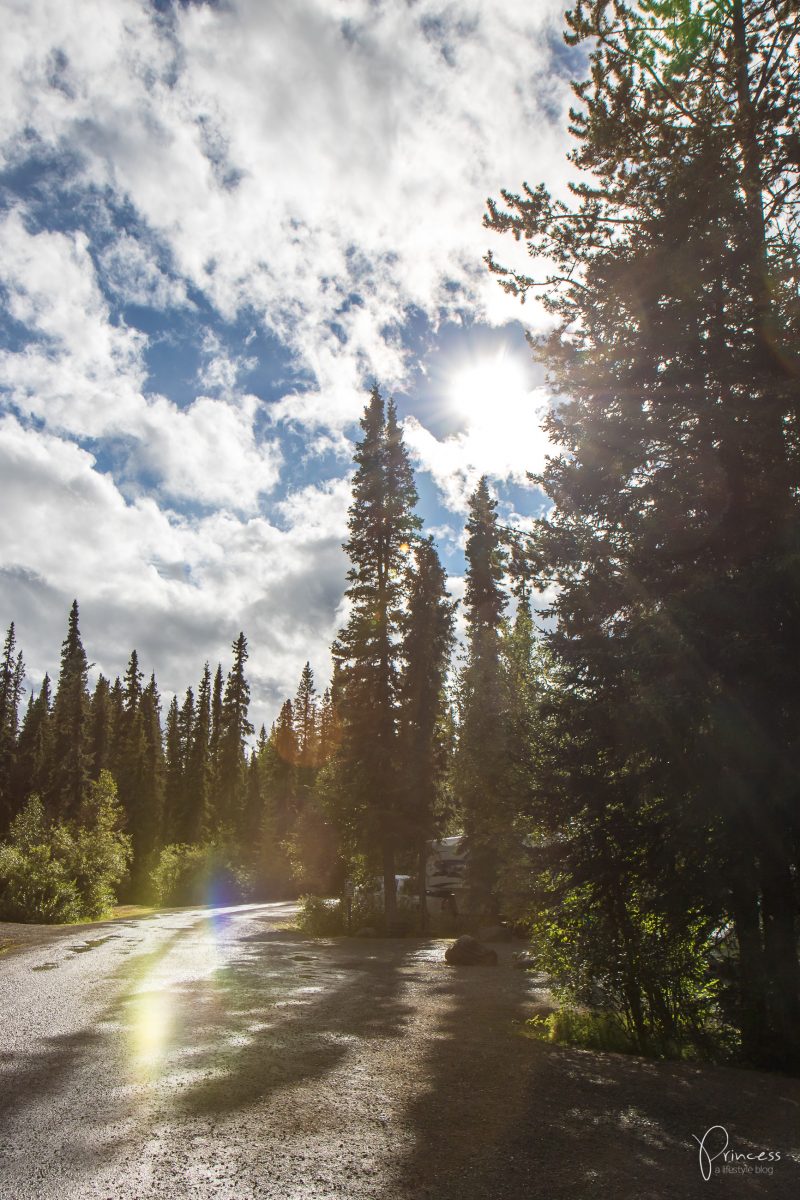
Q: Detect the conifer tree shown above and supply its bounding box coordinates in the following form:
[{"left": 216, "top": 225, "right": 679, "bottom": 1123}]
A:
[
  {"left": 485, "top": 0, "right": 800, "bottom": 1061},
  {"left": 130, "top": 673, "right": 164, "bottom": 888},
  {"left": 89, "top": 675, "right": 112, "bottom": 781},
  {"left": 453, "top": 478, "right": 508, "bottom": 915},
  {"left": 47, "top": 601, "right": 90, "bottom": 819},
  {"left": 208, "top": 663, "right": 224, "bottom": 820},
  {"left": 11, "top": 674, "right": 51, "bottom": 815},
  {"left": 0, "top": 623, "right": 24, "bottom": 830},
  {"left": 215, "top": 633, "right": 253, "bottom": 835},
  {"left": 186, "top": 663, "right": 212, "bottom": 841},
  {"left": 399, "top": 535, "right": 456, "bottom": 922},
  {"left": 333, "top": 387, "right": 421, "bottom": 925},
  {"left": 163, "top": 694, "right": 183, "bottom": 844},
  {"left": 293, "top": 662, "right": 318, "bottom": 771},
  {"left": 255, "top": 700, "right": 297, "bottom": 897}
]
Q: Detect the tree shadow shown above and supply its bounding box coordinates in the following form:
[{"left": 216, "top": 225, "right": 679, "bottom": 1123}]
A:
[{"left": 380, "top": 951, "right": 800, "bottom": 1200}]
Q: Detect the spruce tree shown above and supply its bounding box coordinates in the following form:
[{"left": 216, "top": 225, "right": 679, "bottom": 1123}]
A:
[
  {"left": 0, "top": 623, "right": 24, "bottom": 830},
  {"left": 399, "top": 535, "right": 456, "bottom": 923},
  {"left": 453, "top": 478, "right": 508, "bottom": 915},
  {"left": 333, "top": 387, "right": 421, "bottom": 925},
  {"left": 485, "top": 0, "right": 800, "bottom": 1062},
  {"left": 89, "top": 675, "right": 112, "bottom": 781},
  {"left": 215, "top": 633, "right": 254, "bottom": 836},
  {"left": 186, "top": 663, "right": 212, "bottom": 841},
  {"left": 47, "top": 601, "right": 91, "bottom": 819},
  {"left": 163, "top": 694, "right": 183, "bottom": 844},
  {"left": 11, "top": 674, "right": 51, "bottom": 814}
]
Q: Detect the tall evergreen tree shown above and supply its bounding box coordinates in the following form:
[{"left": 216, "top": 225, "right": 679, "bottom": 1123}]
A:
[
  {"left": 333, "top": 387, "right": 421, "bottom": 925},
  {"left": 486, "top": 0, "right": 800, "bottom": 1062},
  {"left": 186, "top": 663, "right": 212, "bottom": 841},
  {"left": 215, "top": 633, "right": 253, "bottom": 836},
  {"left": 0, "top": 623, "right": 24, "bottom": 830},
  {"left": 47, "top": 601, "right": 90, "bottom": 819},
  {"left": 453, "top": 477, "right": 509, "bottom": 915},
  {"left": 163, "top": 694, "right": 183, "bottom": 844},
  {"left": 11, "top": 674, "right": 51, "bottom": 814},
  {"left": 88, "top": 675, "right": 112, "bottom": 782},
  {"left": 399, "top": 535, "right": 456, "bottom": 923}
]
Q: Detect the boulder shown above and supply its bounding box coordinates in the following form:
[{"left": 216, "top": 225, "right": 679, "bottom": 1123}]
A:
[
  {"left": 444, "top": 934, "right": 498, "bottom": 966},
  {"left": 477, "top": 924, "right": 512, "bottom": 943},
  {"left": 512, "top": 950, "right": 537, "bottom": 970}
]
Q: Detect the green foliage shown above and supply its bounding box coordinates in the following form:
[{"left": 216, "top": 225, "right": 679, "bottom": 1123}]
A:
[
  {"left": 149, "top": 841, "right": 251, "bottom": 907},
  {"left": 527, "top": 873, "right": 727, "bottom": 1057},
  {"left": 0, "top": 776, "right": 131, "bottom": 923},
  {"left": 296, "top": 890, "right": 420, "bottom": 938},
  {"left": 526, "top": 1008, "right": 637, "bottom": 1056},
  {"left": 296, "top": 894, "right": 344, "bottom": 937}
]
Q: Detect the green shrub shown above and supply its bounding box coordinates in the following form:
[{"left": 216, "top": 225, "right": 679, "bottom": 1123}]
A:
[
  {"left": 297, "top": 894, "right": 344, "bottom": 936},
  {"left": 297, "top": 891, "right": 421, "bottom": 937},
  {"left": 149, "top": 842, "right": 252, "bottom": 907},
  {"left": 526, "top": 1006, "right": 638, "bottom": 1055},
  {"left": 0, "top": 776, "right": 131, "bottom": 924}
]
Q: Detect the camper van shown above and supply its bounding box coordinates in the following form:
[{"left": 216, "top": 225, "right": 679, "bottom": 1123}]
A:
[{"left": 425, "top": 834, "right": 469, "bottom": 923}]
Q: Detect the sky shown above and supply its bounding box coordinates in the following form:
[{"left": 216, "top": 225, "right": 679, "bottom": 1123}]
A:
[{"left": 0, "top": 0, "right": 579, "bottom": 731}]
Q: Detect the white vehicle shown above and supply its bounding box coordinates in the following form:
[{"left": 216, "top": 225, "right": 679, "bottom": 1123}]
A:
[{"left": 426, "top": 835, "right": 468, "bottom": 902}]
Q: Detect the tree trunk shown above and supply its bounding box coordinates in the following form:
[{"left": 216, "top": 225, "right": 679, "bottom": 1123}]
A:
[{"left": 382, "top": 833, "right": 397, "bottom": 933}]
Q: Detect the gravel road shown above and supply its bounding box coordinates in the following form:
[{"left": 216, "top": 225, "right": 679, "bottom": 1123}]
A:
[{"left": 1, "top": 902, "right": 799, "bottom": 1199}]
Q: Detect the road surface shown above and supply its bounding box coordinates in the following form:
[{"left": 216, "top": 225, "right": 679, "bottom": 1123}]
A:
[{"left": 1, "top": 902, "right": 799, "bottom": 1198}]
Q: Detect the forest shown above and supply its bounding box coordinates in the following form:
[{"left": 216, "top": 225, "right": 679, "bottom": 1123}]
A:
[{"left": 2, "top": 0, "right": 799, "bottom": 1076}]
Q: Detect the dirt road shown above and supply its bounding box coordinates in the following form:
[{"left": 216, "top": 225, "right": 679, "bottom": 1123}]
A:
[{"left": 1, "top": 902, "right": 798, "bottom": 1198}]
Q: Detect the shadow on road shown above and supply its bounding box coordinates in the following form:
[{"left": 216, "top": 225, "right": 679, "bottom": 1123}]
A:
[{"left": 379, "top": 952, "right": 800, "bottom": 1200}]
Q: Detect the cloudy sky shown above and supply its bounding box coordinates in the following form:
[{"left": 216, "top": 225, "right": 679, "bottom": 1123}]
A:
[{"left": 0, "top": 0, "right": 578, "bottom": 729}]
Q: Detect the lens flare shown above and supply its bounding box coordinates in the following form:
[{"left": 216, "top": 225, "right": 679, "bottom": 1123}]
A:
[{"left": 129, "top": 988, "right": 173, "bottom": 1076}]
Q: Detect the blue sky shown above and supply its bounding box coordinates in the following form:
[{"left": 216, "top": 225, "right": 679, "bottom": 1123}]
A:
[{"left": 0, "top": 0, "right": 577, "bottom": 729}]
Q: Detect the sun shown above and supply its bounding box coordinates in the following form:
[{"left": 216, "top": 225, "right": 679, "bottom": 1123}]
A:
[{"left": 448, "top": 354, "right": 529, "bottom": 426}]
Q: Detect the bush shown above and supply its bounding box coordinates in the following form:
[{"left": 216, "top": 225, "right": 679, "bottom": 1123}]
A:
[
  {"left": 297, "top": 894, "right": 344, "bottom": 936},
  {"left": 297, "top": 891, "right": 421, "bottom": 937},
  {"left": 0, "top": 776, "right": 131, "bottom": 924},
  {"left": 527, "top": 1006, "right": 637, "bottom": 1055},
  {"left": 149, "top": 842, "right": 252, "bottom": 907}
]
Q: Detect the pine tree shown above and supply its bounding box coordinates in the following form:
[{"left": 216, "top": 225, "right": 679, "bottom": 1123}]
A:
[
  {"left": 163, "top": 694, "right": 183, "bottom": 844},
  {"left": 215, "top": 633, "right": 253, "bottom": 836},
  {"left": 11, "top": 674, "right": 51, "bottom": 813},
  {"left": 333, "top": 387, "right": 421, "bottom": 925},
  {"left": 485, "top": 0, "right": 800, "bottom": 1061},
  {"left": 88, "top": 675, "right": 112, "bottom": 781},
  {"left": 208, "top": 663, "right": 224, "bottom": 822},
  {"left": 255, "top": 700, "right": 297, "bottom": 898},
  {"left": 0, "top": 623, "right": 25, "bottom": 830},
  {"left": 399, "top": 535, "right": 456, "bottom": 924},
  {"left": 293, "top": 662, "right": 318, "bottom": 771},
  {"left": 453, "top": 478, "right": 509, "bottom": 916},
  {"left": 185, "top": 663, "right": 212, "bottom": 841},
  {"left": 130, "top": 673, "right": 164, "bottom": 889},
  {"left": 47, "top": 601, "right": 90, "bottom": 819}
]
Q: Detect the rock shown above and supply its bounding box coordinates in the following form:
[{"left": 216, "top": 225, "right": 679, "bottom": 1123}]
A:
[
  {"left": 512, "top": 950, "right": 537, "bottom": 970},
  {"left": 444, "top": 934, "right": 498, "bottom": 966},
  {"left": 477, "top": 924, "right": 512, "bottom": 943},
  {"left": 355, "top": 926, "right": 377, "bottom": 938}
]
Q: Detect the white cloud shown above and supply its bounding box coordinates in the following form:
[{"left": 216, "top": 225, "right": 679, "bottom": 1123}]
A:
[
  {"left": 99, "top": 232, "right": 191, "bottom": 311},
  {"left": 0, "top": 212, "right": 281, "bottom": 512},
  {"left": 0, "top": 415, "right": 348, "bottom": 726},
  {"left": 0, "top": 0, "right": 575, "bottom": 430}
]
